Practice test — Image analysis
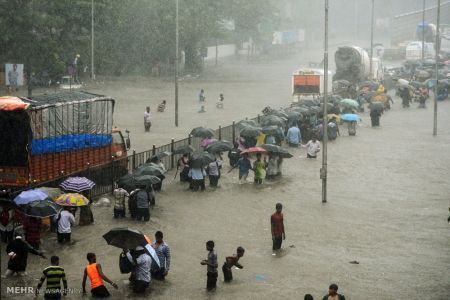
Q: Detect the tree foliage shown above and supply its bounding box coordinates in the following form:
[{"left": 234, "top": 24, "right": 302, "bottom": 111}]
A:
[{"left": 0, "top": 0, "right": 279, "bottom": 78}]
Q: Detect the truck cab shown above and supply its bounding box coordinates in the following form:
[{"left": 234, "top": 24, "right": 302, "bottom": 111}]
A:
[
  {"left": 111, "top": 127, "right": 130, "bottom": 159},
  {"left": 292, "top": 68, "right": 332, "bottom": 103}
]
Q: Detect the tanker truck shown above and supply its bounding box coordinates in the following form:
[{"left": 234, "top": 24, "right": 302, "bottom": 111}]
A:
[{"left": 333, "top": 46, "right": 372, "bottom": 84}]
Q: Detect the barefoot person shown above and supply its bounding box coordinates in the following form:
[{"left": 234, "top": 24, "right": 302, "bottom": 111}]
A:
[
  {"left": 201, "top": 240, "right": 218, "bottom": 292},
  {"left": 222, "top": 247, "right": 245, "bottom": 283},
  {"left": 271, "top": 203, "right": 285, "bottom": 254},
  {"left": 82, "top": 252, "right": 118, "bottom": 298}
]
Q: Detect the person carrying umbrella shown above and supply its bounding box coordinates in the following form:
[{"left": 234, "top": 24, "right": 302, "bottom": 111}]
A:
[
  {"left": 126, "top": 246, "right": 152, "bottom": 294},
  {"left": 113, "top": 187, "right": 129, "bottom": 218},
  {"left": 177, "top": 153, "right": 190, "bottom": 182},
  {"left": 4, "top": 233, "right": 46, "bottom": 277},
  {"left": 82, "top": 252, "right": 118, "bottom": 297},
  {"left": 285, "top": 124, "right": 301, "bottom": 147},
  {"left": 188, "top": 166, "right": 206, "bottom": 191},
  {"left": 0, "top": 204, "right": 15, "bottom": 243},
  {"left": 207, "top": 156, "right": 223, "bottom": 188},
  {"left": 54, "top": 207, "right": 75, "bottom": 244},
  {"left": 370, "top": 108, "right": 382, "bottom": 127},
  {"left": 252, "top": 153, "right": 266, "bottom": 185},
  {"left": 236, "top": 153, "right": 252, "bottom": 184},
  {"left": 135, "top": 188, "right": 153, "bottom": 222}
]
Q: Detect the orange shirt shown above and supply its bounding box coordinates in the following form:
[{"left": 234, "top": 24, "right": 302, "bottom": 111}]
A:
[{"left": 86, "top": 263, "right": 103, "bottom": 289}]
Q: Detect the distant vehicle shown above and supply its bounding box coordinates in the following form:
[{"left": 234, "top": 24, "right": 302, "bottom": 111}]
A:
[
  {"left": 292, "top": 68, "right": 332, "bottom": 103},
  {"left": 405, "top": 41, "right": 435, "bottom": 61},
  {"left": 333, "top": 46, "right": 371, "bottom": 84},
  {"left": 416, "top": 22, "right": 437, "bottom": 43},
  {"left": 59, "top": 75, "right": 83, "bottom": 90}
]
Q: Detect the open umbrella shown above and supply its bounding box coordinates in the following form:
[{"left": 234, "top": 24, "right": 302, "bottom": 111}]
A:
[
  {"left": 239, "top": 126, "right": 261, "bottom": 137},
  {"left": 260, "top": 144, "right": 293, "bottom": 158},
  {"left": 410, "top": 81, "right": 425, "bottom": 88},
  {"left": 340, "top": 99, "right": 359, "bottom": 109},
  {"left": 205, "top": 140, "right": 233, "bottom": 153},
  {"left": 236, "top": 119, "right": 258, "bottom": 129},
  {"left": 190, "top": 127, "right": 215, "bottom": 138},
  {"left": 262, "top": 125, "right": 283, "bottom": 136},
  {"left": 173, "top": 145, "right": 195, "bottom": 155},
  {"left": 134, "top": 163, "right": 166, "bottom": 176},
  {"left": 103, "top": 228, "right": 148, "bottom": 250},
  {"left": 22, "top": 199, "right": 61, "bottom": 218},
  {"left": 60, "top": 177, "right": 95, "bottom": 193},
  {"left": 341, "top": 114, "right": 361, "bottom": 122},
  {"left": 190, "top": 152, "right": 216, "bottom": 168},
  {"left": 148, "top": 151, "right": 172, "bottom": 162},
  {"left": 260, "top": 115, "right": 285, "bottom": 127},
  {"left": 240, "top": 147, "right": 267, "bottom": 156},
  {"left": 14, "top": 189, "right": 48, "bottom": 205},
  {"left": 55, "top": 193, "right": 89, "bottom": 207},
  {"left": 38, "top": 187, "right": 63, "bottom": 199},
  {"left": 134, "top": 175, "right": 161, "bottom": 187},
  {"left": 200, "top": 137, "right": 217, "bottom": 148},
  {"left": 267, "top": 110, "right": 288, "bottom": 119}
]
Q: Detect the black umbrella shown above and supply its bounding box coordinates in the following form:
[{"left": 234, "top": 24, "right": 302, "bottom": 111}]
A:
[
  {"left": 190, "top": 127, "right": 215, "bottom": 138},
  {"left": 369, "top": 102, "right": 384, "bottom": 111},
  {"left": 103, "top": 228, "right": 148, "bottom": 250},
  {"left": 262, "top": 125, "right": 283, "bottom": 136},
  {"left": 260, "top": 115, "right": 286, "bottom": 127},
  {"left": 173, "top": 145, "right": 195, "bottom": 155},
  {"left": 267, "top": 110, "right": 288, "bottom": 119},
  {"left": 260, "top": 144, "right": 293, "bottom": 158},
  {"left": 135, "top": 175, "right": 161, "bottom": 186},
  {"left": 134, "top": 163, "right": 165, "bottom": 177},
  {"left": 205, "top": 140, "right": 233, "bottom": 153},
  {"left": 236, "top": 119, "right": 258, "bottom": 129},
  {"left": 190, "top": 152, "right": 216, "bottom": 168},
  {"left": 22, "top": 199, "right": 61, "bottom": 218},
  {"left": 239, "top": 126, "right": 262, "bottom": 137},
  {"left": 148, "top": 151, "right": 171, "bottom": 162}
]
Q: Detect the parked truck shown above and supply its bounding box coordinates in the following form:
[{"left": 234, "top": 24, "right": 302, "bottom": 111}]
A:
[
  {"left": 292, "top": 68, "right": 332, "bottom": 103},
  {"left": 0, "top": 91, "right": 130, "bottom": 197}
]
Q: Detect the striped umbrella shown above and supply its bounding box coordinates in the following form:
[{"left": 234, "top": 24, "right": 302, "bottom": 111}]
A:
[
  {"left": 60, "top": 177, "right": 95, "bottom": 192},
  {"left": 55, "top": 193, "right": 90, "bottom": 207}
]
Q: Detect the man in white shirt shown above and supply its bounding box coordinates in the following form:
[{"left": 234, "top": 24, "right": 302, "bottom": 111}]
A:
[
  {"left": 54, "top": 208, "right": 75, "bottom": 244},
  {"left": 144, "top": 107, "right": 151, "bottom": 132},
  {"left": 188, "top": 167, "right": 206, "bottom": 191},
  {"left": 207, "top": 158, "right": 223, "bottom": 187},
  {"left": 127, "top": 246, "right": 151, "bottom": 294},
  {"left": 304, "top": 137, "right": 321, "bottom": 159}
]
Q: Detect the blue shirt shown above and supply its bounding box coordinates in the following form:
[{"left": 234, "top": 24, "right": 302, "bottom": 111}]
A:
[
  {"left": 188, "top": 168, "right": 206, "bottom": 180},
  {"left": 286, "top": 126, "right": 301, "bottom": 144},
  {"left": 237, "top": 157, "right": 251, "bottom": 174}
]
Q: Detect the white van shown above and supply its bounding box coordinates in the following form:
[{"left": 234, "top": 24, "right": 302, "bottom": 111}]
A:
[{"left": 405, "top": 41, "right": 435, "bottom": 61}]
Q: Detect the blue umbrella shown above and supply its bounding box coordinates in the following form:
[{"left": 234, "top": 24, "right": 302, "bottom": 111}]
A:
[
  {"left": 341, "top": 114, "right": 361, "bottom": 122},
  {"left": 14, "top": 189, "right": 49, "bottom": 205}
]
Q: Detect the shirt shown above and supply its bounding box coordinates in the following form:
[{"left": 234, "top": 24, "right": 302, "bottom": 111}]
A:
[
  {"left": 267, "top": 156, "right": 279, "bottom": 176},
  {"left": 55, "top": 210, "right": 75, "bottom": 234},
  {"left": 188, "top": 168, "right": 205, "bottom": 180},
  {"left": 152, "top": 241, "right": 171, "bottom": 271},
  {"left": 237, "top": 157, "right": 251, "bottom": 174},
  {"left": 271, "top": 212, "right": 284, "bottom": 238},
  {"left": 208, "top": 160, "right": 223, "bottom": 176},
  {"left": 144, "top": 111, "right": 151, "bottom": 124},
  {"left": 113, "top": 188, "right": 129, "bottom": 210},
  {"left": 253, "top": 160, "right": 266, "bottom": 179},
  {"left": 135, "top": 253, "right": 152, "bottom": 282},
  {"left": 37, "top": 265, "right": 67, "bottom": 294},
  {"left": 136, "top": 190, "right": 150, "bottom": 208},
  {"left": 306, "top": 140, "right": 321, "bottom": 157},
  {"left": 286, "top": 126, "right": 301, "bottom": 144},
  {"left": 207, "top": 250, "right": 218, "bottom": 273}
]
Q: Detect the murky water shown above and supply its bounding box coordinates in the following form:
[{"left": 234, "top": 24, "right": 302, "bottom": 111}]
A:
[{"left": 2, "top": 51, "right": 450, "bottom": 299}]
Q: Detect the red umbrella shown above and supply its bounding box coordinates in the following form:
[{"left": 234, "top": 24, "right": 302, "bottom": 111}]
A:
[{"left": 240, "top": 147, "right": 267, "bottom": 156}]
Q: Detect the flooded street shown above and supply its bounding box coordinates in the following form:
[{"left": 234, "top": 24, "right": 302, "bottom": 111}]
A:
[{"left": 2, "top": 52, "right": 450, "bottom": 300}]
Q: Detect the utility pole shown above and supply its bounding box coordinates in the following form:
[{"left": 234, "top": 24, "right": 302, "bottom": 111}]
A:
[
  {"left": 321, "top": 0, "right": 329, "bottom": 204},
  {"left": 422, "top": 0, "right": 426, "bottom": 63},
  {"left": 433, "top": 0, "right": 440, "bottom": 136},
  {"left": 175, "top": 0, "right": 179, "bottom": 127},
  {"left": 369, "top": 0, "right": 374, "bottom": 79},
  {"left": 91, "top": 0, "right": 95, "bottom": 80}
]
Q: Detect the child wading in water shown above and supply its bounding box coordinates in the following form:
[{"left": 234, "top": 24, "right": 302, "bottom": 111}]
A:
[
  {"left": 200, "top": 240, "right": 218, "bottom": 291},
  {"left": 222, "top": 247, "right": 245, "bottom": 282}
]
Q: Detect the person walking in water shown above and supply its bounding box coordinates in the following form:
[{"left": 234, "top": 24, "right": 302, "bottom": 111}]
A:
[
  {"left": 36, "top": 255, "right": 68, "bottom": 299},
  {"left": 198, "top": 89, "right": 206, "bottom": 112},
  {"left": 82, "top": 252, "right": 118, "bottom": 298},
  {"left": 201, "top": 240, "right": 218, "bottom": 292},
  {"left": 271, "top": 203, "right": 285, "bottom": 254},
  {"left": 144, "top": 107, "right": 152, "bottom": 132},
  {"left": 222, "top": 246, "right": 245, "bottom": 283}
]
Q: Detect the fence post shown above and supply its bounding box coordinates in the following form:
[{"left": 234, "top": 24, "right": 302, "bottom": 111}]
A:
[
  {"left": 257, "top": 114, "right": 260, "bottom": 123},
  {"left": 111, "top": 156, "right": 115, "bottom": 195},
  {"left": 152, "top": 145, "right": 156, "bottom": 156},
  {"left": 218, "top": 125, "right": 222, "bottom": 140},
  {"left": 171, "top": 138, "right": 175, "bottom": 169},
  {"left": 188, "top": 134, "right": 191, "bottom": 145},
  {"left": 232, "top": 120, "right": 235, "bottom": 142},
  {"left": 132, "top": 150, "right": 136, "bottom": 170}
]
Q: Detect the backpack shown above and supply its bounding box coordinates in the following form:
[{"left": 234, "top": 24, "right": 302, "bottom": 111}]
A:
[
  {"left": 0, "top": 209, "right": 9, "bottom": 226},
  {"left": 119, "top": 253, "right": 134, "bottom": 274}
]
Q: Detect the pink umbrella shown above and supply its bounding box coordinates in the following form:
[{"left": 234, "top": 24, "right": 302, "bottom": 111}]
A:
[
  {"left": 200, "top": 137, "right": 217, "bottom": 148},
  {"left": 240, "top": 147, "right": 267, "bottom": 156}
]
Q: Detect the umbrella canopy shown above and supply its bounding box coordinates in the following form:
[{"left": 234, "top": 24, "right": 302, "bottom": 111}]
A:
[
  {"left": 117, "top": 174, "right": 160, "bottom": 193},
  {"left": 340, "top": 99, "right": 359, "bottom": 108},
  {"left": 236, "top": 119, "right": 258, "bottom": 129},
  {"left": 190, "top": 152, "right": 216, "bottom": 168},
  {"left": 205, "top": 140, "right": 233, "bottom": 153},
  {"left": 60, "top": 177, "right": 95, "bottom": 193},
  {"left": 415, "top": 69, "right": 430, "bottom": 78},
  {"left": 286, "top": 111, "right": 301, "bottom": 120},
  {"left": 240, "top": 147, "right": 267, "bottom": 156},
  {"left": 267, "top": 110, "right": 288, "bottom": 119},
  {"left": 260, "top": 144, "right": 293, "bottom": 158},
  {"left": 341, "top": 114, "right": 361, "bottom": 122},
  {"left": 134, "top": 163, "right": 166, "bottom": 176},
  {"left": 55, "top": 193, "right": 89, "bottom": 207},
  {"left": 397, "top": 78, "right": 409, "bottom": 87},
  {"left": 369, "top": 102, "right": 384, "bottom": 111},
  {"left": 134, "top": 175, "right": 161, "bottom": 187},
  {"left": 173, "top": 145, "right": 195, "bottom": 155},
  {"left": 262, "top": 125, "right": 283, "bottom": 136},
  {"left": 190, "top": 127, "right": 215, "bottom": 138},
  {"left": 38, "top": 187, "right": 63, "bottom": 200},
  {"left": 103, "top": 228, "right": 148, "bottom": 250},
  {"left": 200, "top": 137, "right": 218, "bottom": 148},
  {"left": 149, "top": 151, "right": 171, "bottom": 162},
  {"left": 260, "top": 115, "right": 285, "bottom": 127},
  {"left": 22, "top": 199, "right": 61, "bottom": 218},
  {"left": 359, "top": 81, "right": 378, "bottom": 90},
  {"left": 410, "top": 81, "right": 425, "bottom": 88},
  {"left": 239, "top": 126, "right": 262, "bottom": 137},
  {"left": 14, "top": 189, "right": 48, "bottom": 205},
  {"left": 439, "top": 79, "right": 450, "bottom": 87}
]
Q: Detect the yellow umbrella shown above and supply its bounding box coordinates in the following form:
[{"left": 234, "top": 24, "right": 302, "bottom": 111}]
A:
[
  {"left": 55, "top": 193, "right": 89, "bottom": 207},
  {"left": 326, "top": 114, "right": 341, "bottom": 124}
]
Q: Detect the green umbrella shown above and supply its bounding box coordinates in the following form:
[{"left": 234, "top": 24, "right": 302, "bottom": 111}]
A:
[{"left": 340, "top": 98, "right": 359, "bottom": 108}]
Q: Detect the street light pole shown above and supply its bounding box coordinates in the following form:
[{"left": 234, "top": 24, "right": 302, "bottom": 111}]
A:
[
  {"left": 175, "top": 0, "right": 179, "bottom": 127},
  {"left": 321, "top": 0, "right": 329, "bottom": 204},
  {"left": 91, "top": 0, "right": 95, "bottom": 80},
  {"left": 369, "top": 0, "right": 374, "bottom": 79},
  {"left": 422, "top": 0, "right": 426, "bottom": 63},
  {"left": 433, "top": 0, "right": 440, "bottom": 136}
]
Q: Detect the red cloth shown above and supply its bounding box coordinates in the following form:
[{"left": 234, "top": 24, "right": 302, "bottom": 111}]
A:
[{"left": 271, "top": 212, "right": 284, "bottom": 238}]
